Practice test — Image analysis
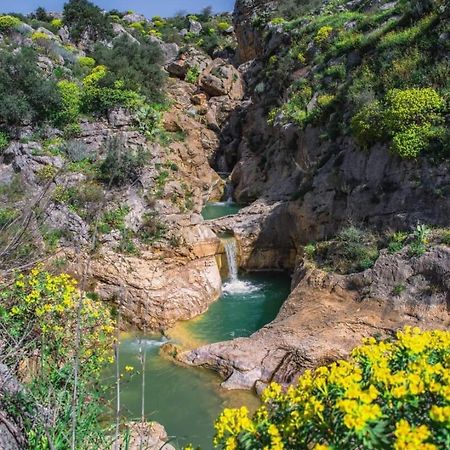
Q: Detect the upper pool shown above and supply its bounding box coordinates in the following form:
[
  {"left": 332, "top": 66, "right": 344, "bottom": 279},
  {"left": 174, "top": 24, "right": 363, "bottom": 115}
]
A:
[{"left": 201, "top": 201, "right": 244, "bottom": 220}]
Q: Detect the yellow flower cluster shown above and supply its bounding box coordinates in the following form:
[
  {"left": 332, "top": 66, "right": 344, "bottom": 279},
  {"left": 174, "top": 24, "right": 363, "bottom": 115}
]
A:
[
  {"left": 3, "top": 268, "right": 115, "bottom": 376},
  {"left": 213, "top": 327, "right": 450, "bottom": 450}
]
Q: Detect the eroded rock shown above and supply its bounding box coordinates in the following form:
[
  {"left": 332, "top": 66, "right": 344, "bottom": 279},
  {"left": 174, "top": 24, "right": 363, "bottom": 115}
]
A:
[{"left": 179, "top": 246, "right": 450, "bottom": 390}]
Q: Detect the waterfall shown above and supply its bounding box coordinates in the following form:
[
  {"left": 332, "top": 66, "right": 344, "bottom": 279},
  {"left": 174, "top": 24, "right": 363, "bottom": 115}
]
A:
[
  {"left": 223, "top": 238, "right": 238, "bottom": 281},
  {"left": 224, "top": 181, "right": 234, "bottom": 204}
]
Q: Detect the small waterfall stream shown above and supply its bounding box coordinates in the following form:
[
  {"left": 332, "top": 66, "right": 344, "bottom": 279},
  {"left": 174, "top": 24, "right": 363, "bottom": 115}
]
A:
[{"left": 223, "top": 238, "right": 238, "bottom": 282}]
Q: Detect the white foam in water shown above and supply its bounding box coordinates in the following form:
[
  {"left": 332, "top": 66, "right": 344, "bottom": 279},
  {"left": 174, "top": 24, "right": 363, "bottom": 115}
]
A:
[
  {"left": 223, "top": 279, "right": 259, "bottom": 295},
  {"left": 130, "top": 336, "right": 169, "bottom": 348}
]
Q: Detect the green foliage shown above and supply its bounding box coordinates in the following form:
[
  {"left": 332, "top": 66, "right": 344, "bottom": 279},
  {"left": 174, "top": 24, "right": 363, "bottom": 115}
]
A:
[
  {"left": 98, "top": 136, "right": 148, "bottom": 186},
  {"left": 134, "top": 103, "right": 167, "bottom": 141},
  {"left": 93, "top": 35, "right": 165, "bottom": 103},
  {"left": 0, "top": 15, "right": 21, "bottom": 30},
  {"left": 185, "top": 65, "right": 200, "bottom": 84},
  {"left": 308, "top": 226, "right": 379, "bottom": 274},
  {"left": 388, "top": 231, "right": 408, "bottom": 254},
  {"left": 351, "top": 101, "right": 385, "bottom": 149},
  {"left": 0, "top": 47, "right": 61, "bottom": 126},
  {"left": 0, "top": 269, "right": 115, "bottom": 449},
  {"left": 0, "top": 131, "right": 9, "bottom": 152},
  {"left": 138, "top": 212, "right": 167, "bottom": 244},
  {"left": 0, "top": 206, "right": 17, "bottom": 228},
  {"left": 78, "top": 55, "right": 96, "bottom": 68},
  {"left": 212, "top": 328, "right": 450, "bottom": 450},
  {"left": 314, "top": 25, "right": 333, "bottom": 46},
  {"left": 384, "top": 88, "right": 445, "bottom": 133},
  {"left": 55, "top": 80, "right": 82, "bottom": 125},
  {"left": 352, "top": 88, "right": 446, "bottom": 157},
  {"left": 63, "top": 0, "right": 112, "bottom": 43},
  {"left": 98, "top": 205, "right": 129, "bottom": 233}
]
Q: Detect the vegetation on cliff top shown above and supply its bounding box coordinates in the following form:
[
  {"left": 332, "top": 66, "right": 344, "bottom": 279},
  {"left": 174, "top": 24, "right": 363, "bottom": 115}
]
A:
[{"left": 262, "top": 0, "right": 449, "bottom": 159}]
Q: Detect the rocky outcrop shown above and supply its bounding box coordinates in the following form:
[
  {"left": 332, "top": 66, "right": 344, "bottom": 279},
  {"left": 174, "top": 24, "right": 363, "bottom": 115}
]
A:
[
  {"left": 233, "top": 0, "right": 280, "bottom": 63},
  {"left": 179, "top": 246, "right": 450, "bottom": 391},
  {"left": 116, "top": 422, "right": 175, "bottom": 450},
  {"left": 200, "top": 58, "right": 245, "bottom": 100},
  {"left": 207, "top": 200, "right": 297, "bottom": 270},
  {"left": 76, "top": 219, "right": 222, "bottom": 330}
]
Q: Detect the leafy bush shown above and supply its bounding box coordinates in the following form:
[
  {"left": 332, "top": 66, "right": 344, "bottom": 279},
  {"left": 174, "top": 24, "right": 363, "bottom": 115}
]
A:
[
  {"left": 384, "top": 88, "right": 445, "bottom": 133},
  {"left": 213, "top": 327, "right": 450, "bottom": 450},
  {"left": 78, "top": 55, "right": 96, "bottom": 68},
  {"left": 391, "top": 124, "right": 434, "bottom": 158},
  {"left": 388, "top": 231, "right": 408, "bottom": 254},
  {"left": 0, "top": 15, "right": 21, "bottom": 31},
  {"left": 315, "top": 26, "right": 333, "bottom": 46},
  {"left": 63, "top": 0, "right": 112, "bottom": 43},
  {"left": 185, "top": 66, "right": 200, "bottom": 84},
  {"left": 62, "top": 139, "right": 92, "bottom": 162},
  {"left": 0, "top": 47, "right": 61, "bottom": 126},
  {"left": 98, "top": 136, "right": 148, "bottom": 186},
  {"left": 31, "top": 31, "right": 50, "bottom": 42},
  {"left": 93, "top": 35, "right": 165, "bottom": 103},
  {"left": 55, "top": 80, "right": 82, "bottom": 125},
  {"left": 81, "top": 65, "right": 144, "bottom": 113},
  {"left": 0, "top": 131, "right": 9, "bottom": 152},
  {"left": 351, "top": 101, "right": 385, "bottom": 149}
]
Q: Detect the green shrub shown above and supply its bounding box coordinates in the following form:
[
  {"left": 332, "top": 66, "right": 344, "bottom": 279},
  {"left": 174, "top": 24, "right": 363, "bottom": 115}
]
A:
[
  {"left": 98, "top": 205, "right": 129, "bottom": 233},
  {"left": 78, "top": 56, "right": 96, "bottom": 68},
  {"left": 0, "top": 269, "right": 114, "bottom": 449},
  {"left": 351, "top": 101, "right": 385, "bottom": 149},
  {"left": 213, "top": 328, "right": 450, "bottom": 450},
  {"left": 384, "top": 88, "right": 445, "bottom": 133},
  {"left": 51, "top": 18, "right": 63, "bottom": 28},
  {"left": 388, "top": 231, "right": 408, "bottom": 254},
  {"left": 0, "top": 15, "right": 21, "bottom": 31},
  {"left": 391, "top": 124, "right": 433, "bottom": 158},
  {"left": 93, "top": 35, "right": 165, "bottom": 103},
  {"left": 31, "top": 31, "right": 50, "bottom": 42},
  {"left": 55, "top": 80, "right": 82, "bottom": 125},
  {"left": 0, "top": 131, "right": 9, "bottom": 152},
  {"left": 98, "top": 136, "right": 148, "bottom": 186},
  {"left": 185, "top": 66, "right": 200, "bottom": 84},
  {"left": 314, "top": 26, "right": 333, "bottom": 46},
  {"left": 0, "top": 47, "right": 61, "bottom": 126},
  {"left": 63, "top": 0, "right": 112, "bottom": 43},
  {"left": 138, "top": 213, "right": 167, "bottom": 244}
]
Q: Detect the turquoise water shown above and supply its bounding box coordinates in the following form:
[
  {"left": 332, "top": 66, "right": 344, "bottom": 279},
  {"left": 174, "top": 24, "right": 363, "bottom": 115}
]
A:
[
  {"left": 201, "top": 202, "right": 244, "bottom": 220},
  {"left": 108, "top": 272, "right": 291, "bottom": 449}
]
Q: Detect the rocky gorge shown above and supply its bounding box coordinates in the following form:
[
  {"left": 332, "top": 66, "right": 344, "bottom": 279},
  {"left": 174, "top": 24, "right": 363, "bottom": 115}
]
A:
[{"left": 0, "top": 0, "right": 449, "bottom": 448}]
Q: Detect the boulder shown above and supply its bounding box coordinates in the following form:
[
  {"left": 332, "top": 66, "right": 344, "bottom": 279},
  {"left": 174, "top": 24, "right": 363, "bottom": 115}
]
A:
[
  {"left": 200, "top": 59, "right": 245, "bottom": 100},
  {"left": 167, "top": 47, "right": 212, "bottom": 79},
  {"left": 117, "top": 422, "right": 175, "bottom": 450},
  {"left": 189, "top": 19, "right": 203, "bottom": 35},
  {"left": 123, "top": 13, "right": 147, "bottom": 24}
]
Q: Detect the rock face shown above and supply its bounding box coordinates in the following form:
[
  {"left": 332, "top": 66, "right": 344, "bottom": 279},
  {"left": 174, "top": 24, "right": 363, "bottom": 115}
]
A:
[
  {"left": 179, "top": 246, "right": 450, "bottom": 390},
  {"left": 233, "top": 0, "right": 280, "bottom": 63},
  {"left": 200, "top": 58, "right": 245, "bottom": 100},
  {"left": 80, "top": 221, "right": 222, "bottom": 330}
]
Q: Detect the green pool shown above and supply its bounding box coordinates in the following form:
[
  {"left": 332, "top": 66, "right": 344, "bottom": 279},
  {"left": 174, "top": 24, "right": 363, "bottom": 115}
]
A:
[
  {"left": 201, "top": 202, "right": 244, "bottom": 220},
  {"left": 107, "top": 275, "right": 290, "bottom": 449}
]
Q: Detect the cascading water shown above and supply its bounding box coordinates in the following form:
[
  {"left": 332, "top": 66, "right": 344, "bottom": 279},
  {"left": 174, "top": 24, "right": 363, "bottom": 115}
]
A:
[
  {"left": 221, "top": 237, "right": 257, "bottom": 294},
  {"left": 223, "top": 238, "right": 238, "bottom": 282}
]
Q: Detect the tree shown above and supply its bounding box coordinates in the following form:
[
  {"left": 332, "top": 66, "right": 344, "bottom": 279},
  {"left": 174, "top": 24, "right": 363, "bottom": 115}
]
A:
[
  {"left": 31, "top": 6, "right": 51, "bottom": 22},
  {"left": 0, "top": 47, "right": 61, "bottom": 127},
  {"left": 200, "top": 6, "right": 214, "bottom": 20},
  {"left": 63, "top": 0, "right": 112, "bottom": 43}
]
